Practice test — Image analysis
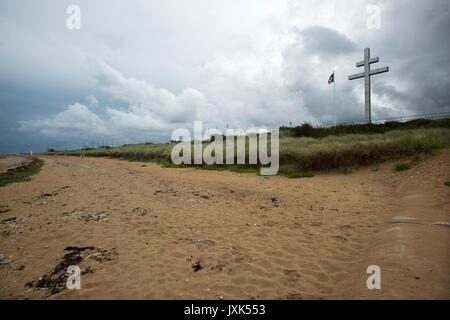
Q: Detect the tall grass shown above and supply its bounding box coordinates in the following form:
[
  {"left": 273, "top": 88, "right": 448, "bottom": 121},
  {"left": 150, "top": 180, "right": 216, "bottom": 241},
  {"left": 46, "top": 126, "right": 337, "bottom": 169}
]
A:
[
  {"left": 278, "top": 128, "right": 449, "bottom": 172},
  {"left": 281, "top": 118, "right": 450, "bottom": 138},
  {"left": 45, "top": 128, "right": 450, "bottom": 174}
]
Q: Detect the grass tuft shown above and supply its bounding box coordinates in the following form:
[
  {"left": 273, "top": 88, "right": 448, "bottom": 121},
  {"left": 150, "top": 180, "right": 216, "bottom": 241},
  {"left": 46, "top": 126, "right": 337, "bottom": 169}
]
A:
[
  {"left": 227, "top": 165, "right": 259, "bottom": 174},
  {"left": 160, "top": 162, "right": 188, "bottom": 168},
  {"left": 395, "top": 163, "right": 412, "bottom": 171},
  {"left": 286, "top": 172, "right": 315, "bottom": 179}
]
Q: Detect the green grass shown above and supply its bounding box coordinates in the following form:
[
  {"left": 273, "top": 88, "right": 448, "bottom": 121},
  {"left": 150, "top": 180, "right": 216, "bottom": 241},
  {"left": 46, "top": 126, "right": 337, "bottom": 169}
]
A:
[
  {"left": 444, "top": 181, "right": 450, "bottom": 187},
  {"left": 395, "top": 163, "right": 412, "bottom": 171},
  {"left": 0, "top": 157, "right": 44, "bottom": 188},
  {"left": 281, "top": 117, "right": 450, "bottom": 138},
  {"left": 278, "top": 128, "right": 450, "bottom": 172},
  {"left": 43, "top": 127, "right": 450, "bottom": 175},
  {"left": 159, "top": 161, "right": 188, "bottom": 168},
  {"left": 193, "top": 164, "right": 259, "bottom": 174},
  {"left": 227, "top": 165, "right": 260, "bottom": 174},
  {"left": 286, "top": 172, "right": 315, "bottom": 179}
]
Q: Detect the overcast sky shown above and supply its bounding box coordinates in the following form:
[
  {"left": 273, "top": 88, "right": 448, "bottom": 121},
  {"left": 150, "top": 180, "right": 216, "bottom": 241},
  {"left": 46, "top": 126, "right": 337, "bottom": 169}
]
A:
[{"left": 0, "top": 0, "right": 449, "bottom": 153}]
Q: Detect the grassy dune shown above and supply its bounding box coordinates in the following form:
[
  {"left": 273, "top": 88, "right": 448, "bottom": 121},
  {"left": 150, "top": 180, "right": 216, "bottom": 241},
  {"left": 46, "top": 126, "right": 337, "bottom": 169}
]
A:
[
  {"left": 0, "top": 157, "right": 44, "bottom": 188},
  {"left": 280, "top": 118, "right": 450, "bottom": 138},
  {"left": 278, "top": 128, "right": 450, "bottom": 173},
  {"left": 45, "top": 127, "right": 450, "bottom": 176}
]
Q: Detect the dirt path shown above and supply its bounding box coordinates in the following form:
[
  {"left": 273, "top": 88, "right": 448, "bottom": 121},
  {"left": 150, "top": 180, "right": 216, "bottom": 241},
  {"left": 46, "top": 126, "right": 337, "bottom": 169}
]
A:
[{"left": 0, "top": 151, "right": 448, "bottom": 299}]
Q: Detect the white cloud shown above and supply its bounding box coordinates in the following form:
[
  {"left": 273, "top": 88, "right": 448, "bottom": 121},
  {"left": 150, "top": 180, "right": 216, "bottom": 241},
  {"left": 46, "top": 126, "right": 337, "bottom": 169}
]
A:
[
  {"left": 85, "top": 95, "right": 99, "bottom": 107},
  {"left": 92, "top": 60, "right": 214, "bottom": 124},
  {"left": 18, "top": 103, "right": 108, "bottom": 139}
]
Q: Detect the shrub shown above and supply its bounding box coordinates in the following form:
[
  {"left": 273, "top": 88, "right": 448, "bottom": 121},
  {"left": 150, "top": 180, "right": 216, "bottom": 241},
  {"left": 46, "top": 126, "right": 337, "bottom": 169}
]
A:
[{"left": 395, "top": 163, "right": 411, "bottom": 171}]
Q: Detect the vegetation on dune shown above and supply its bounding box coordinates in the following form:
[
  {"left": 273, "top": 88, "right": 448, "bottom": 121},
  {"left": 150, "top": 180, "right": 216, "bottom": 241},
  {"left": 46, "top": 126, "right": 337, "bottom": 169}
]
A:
[
  {"left": 277, "top": 128, "right": 449, "bottom": 172},
  {"left": 280, "top": 118, "right": 450, "bottom": 138},
  {"left": 44, "top": 126, "right": 450, "bottom": 176},
  {"left": 444, "top": 181, "right": 450, "bottom": 187},
  {"left": 395, "top": 163, "right": 412, "bottom": 171},
  {"left": 191, "top": 164, "right": 260, "bottom": 174},
  {"left": 286, "top": 172, "right": 315, "bottom": 179},
  {"left": 0, "top": 157, "right": 44, "bottom": 188}
]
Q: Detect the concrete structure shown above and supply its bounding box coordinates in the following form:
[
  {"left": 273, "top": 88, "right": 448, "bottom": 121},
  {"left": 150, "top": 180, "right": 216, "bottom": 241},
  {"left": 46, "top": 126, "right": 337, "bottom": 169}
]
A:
[{"left": 348, "top": 48, "right": 389, "bottom": 123}]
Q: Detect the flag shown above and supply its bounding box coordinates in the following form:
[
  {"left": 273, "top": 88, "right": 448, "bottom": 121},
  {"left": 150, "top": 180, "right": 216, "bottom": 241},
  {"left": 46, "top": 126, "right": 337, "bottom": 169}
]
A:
[{"left": 328, "top": 72, "right": 334, "bottom": 85}]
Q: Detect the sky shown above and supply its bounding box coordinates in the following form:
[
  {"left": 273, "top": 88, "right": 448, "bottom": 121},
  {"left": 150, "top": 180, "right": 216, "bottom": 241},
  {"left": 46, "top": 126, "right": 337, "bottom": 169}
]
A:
[{"left": 0, "top": 0, "right": 449, "bottom": 153}]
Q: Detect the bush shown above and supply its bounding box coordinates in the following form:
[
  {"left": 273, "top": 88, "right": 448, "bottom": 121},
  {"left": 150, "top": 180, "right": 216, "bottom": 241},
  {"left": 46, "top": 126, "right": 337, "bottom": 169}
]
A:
[{"left": 395, "top": 163, "right": 411, "bottom": 171}]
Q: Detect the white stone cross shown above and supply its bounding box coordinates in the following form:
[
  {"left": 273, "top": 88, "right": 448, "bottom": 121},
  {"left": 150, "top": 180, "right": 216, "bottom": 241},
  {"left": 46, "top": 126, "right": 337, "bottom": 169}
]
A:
[{"left": 348, "top": 48, "right": 389, "bottom": 123}]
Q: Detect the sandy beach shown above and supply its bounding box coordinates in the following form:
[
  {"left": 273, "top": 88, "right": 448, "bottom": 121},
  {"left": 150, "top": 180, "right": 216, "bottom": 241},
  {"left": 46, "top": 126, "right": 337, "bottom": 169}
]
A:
[{"left": 0, "top": 151, "right": 449, "bottom": 300}]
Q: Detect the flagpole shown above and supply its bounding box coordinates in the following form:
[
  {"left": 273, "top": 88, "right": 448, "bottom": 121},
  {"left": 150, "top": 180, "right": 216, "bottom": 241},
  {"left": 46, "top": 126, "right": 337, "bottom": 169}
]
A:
[{"left": 334, "top": 71, "right": 336, "bottom": 127}]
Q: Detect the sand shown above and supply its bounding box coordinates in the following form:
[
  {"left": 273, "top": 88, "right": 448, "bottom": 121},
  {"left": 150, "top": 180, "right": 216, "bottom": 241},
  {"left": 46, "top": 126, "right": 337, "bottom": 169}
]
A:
[{"left": 0, "top": 150, "right": 449, "bottom": 300}]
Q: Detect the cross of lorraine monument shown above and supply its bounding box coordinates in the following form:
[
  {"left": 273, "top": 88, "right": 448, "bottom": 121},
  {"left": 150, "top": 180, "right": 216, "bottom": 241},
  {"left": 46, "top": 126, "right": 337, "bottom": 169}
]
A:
[{"left": 348, "top": 48, "right": 389, "bottom": 123}]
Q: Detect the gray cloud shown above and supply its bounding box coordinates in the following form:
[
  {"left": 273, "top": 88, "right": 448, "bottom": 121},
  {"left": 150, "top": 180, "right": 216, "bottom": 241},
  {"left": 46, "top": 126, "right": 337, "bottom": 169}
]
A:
[{"left": 299, "top": 26, "right": 357, "bottom": 57}]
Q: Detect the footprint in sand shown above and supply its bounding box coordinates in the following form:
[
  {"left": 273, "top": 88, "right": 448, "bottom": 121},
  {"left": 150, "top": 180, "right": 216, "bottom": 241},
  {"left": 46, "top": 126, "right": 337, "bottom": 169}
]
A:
[{"left": 282, "top": 269, "right": 301, "bottom": 281}]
